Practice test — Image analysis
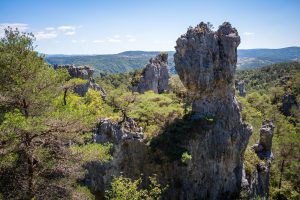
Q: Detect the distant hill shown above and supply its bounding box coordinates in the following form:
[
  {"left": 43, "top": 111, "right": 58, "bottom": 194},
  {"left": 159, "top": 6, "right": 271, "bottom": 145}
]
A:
[
  {"left": 237, "top": 47, "right": 300, "bottom": 69},
  {"left": 45, "top": 47, "right": 300, "bottom": 75}
]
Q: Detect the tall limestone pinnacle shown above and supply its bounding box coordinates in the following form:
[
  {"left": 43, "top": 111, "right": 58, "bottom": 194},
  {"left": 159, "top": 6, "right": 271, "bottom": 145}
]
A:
[
  {"left": 175, "top": 22, "right": 241, "bottom": 120},
  {"left": 173, "top": 22, "right": 252, "bottom": 199}
]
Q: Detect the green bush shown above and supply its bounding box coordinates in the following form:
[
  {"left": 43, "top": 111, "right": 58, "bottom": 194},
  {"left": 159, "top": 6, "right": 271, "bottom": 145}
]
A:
[{"left": 105, "top": 175, "right": 167, "bottom": 200}]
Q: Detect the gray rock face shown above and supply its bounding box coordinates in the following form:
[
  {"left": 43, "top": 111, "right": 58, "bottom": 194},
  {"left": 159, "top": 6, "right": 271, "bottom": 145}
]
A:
[
  {"left": 133, "top": 53, "right": 170, "bottom": 94},
  {"left": 54, "top": 64, "right": 106, "bottom": 97},
  {"left": 174, "top": 22, "right": 241, "bottom": 120},
  {"left": 173, "top": 22, "right": 252, "bottom": 198},
  {"left": 93, "top": 118, "right": 143, "bottom": 144},
  {"left": 234, "top": 80, "right": 246, "bottom": 96},
  {"left": 281, "top": 93, "right": 298, "bottom": 116},
  {"left": 238, "top": 81, "right": 246, "bottom": 97}
]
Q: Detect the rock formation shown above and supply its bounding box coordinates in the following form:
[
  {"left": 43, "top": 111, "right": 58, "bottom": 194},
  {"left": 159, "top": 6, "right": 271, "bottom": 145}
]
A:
[
  {"left": 245, "top": 121, "right": 274, "bottom": 198},
  {"left": 281, "top": 94, "right": 298, "bottom": 116},
  {"left": 132, "top": 53, "right": 169, "bottom": 94},
  {"left": 235, "top": 80, "right": 246, "bottom": 97},
  {"left": 173, "top": 22, "right": 252, "bottom": 198},
  {"left": 90, "top": 22, "right": 252, "bottom": 200},
  {"left": 93, "top": 118, "right": 143, "bottom": 144},
  {"left": 54, "top": 64, "right": 106, "bottom": 97}
]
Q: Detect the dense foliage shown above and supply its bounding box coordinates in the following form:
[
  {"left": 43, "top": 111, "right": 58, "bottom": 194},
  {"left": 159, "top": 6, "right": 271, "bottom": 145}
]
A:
[
  {"left": 105, "top": 175, "right": 167, "bottom": 200},
  {"left": 0, "top": 28, "right": 112, "bottom": 199},
  {"left": 236, "top": 62, "right": 300, "bottom": 200}
]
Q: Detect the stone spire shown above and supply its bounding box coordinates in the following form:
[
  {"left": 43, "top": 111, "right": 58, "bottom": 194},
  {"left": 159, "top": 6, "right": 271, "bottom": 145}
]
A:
[
  {"left": 174, "top": 22, "right": 241, "bottom": 120},
  {"left": 133, "top": 52, "right": 170, "bottom": 94}
]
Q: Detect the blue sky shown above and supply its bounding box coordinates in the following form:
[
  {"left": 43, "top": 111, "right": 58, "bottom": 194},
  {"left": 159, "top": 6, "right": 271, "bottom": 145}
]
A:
[{"left": 1, "top": 0, "right": 300, "bottom": 54}]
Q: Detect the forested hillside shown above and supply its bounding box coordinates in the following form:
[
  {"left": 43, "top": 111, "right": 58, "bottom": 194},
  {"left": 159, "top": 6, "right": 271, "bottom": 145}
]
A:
[
  {"left": 45, "top": 51, "right": 175, "bottom": 74},
  {"left": 236, "top": 62, "right": 300, "bottom": 199},
  {"left": 45, "top": 47, "right": 300, "bottom": 75}
]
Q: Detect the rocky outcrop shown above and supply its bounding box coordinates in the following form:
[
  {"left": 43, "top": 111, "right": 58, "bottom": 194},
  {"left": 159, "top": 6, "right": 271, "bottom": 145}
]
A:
[
  {"left": 89, "top": 22, "right": 252, "bottom": 200},
  {"left": 235, "top": 80, "right": 246, "bottom": 96},
  {"left": 54, "top": 64, "right": 106, "bottom": 97},
  {"left": 243, "top": 121, "right": 274, "bottom": 199},
  {"left": 238, "top": 81, "right": 246, "bottom": 96},
  {"left": 173, "top": 22, "right": 252, "bottom": 198},
  {"left": 281, "top": 94, "right": 298, "bottom": 116},
  {"left": 132, "top": 53, "right": 169, "bottom": 94},
  {"left": 93, "top": 118, "right": 143, "bottom": 144}
]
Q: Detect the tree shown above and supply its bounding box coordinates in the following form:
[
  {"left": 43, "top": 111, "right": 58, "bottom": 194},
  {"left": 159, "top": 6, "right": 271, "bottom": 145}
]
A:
[
  {"left": 105, "top": 175, "right": 167, "bottom": 200},
  {"left": 0, "top": 28, "right": 94, "bottom": 199}
]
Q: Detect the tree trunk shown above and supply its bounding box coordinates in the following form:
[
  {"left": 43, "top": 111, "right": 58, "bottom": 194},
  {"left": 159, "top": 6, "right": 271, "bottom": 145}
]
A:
[
  {"left": 279, "top": 159, "right": 285, "bottom": 189},
  {"left": 22, "top": 99, "right": 29, "bottom": 118},
  {"left": 27, "top": 156, "right": 34, "bottom": 199},
  {"left": 63, "top": 88, "right": 68, "bottom": 106}
]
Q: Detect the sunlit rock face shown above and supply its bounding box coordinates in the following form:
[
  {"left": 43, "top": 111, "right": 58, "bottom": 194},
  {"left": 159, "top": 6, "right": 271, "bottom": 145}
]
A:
[
  {"left": 134, "top": 53, "right": 170, "bottom": 94},
  {"left": 174, "top": 22, "right": 241, "bottom": 119},
  {"left": 173, "top": 22, "right": 252, "bottom": 199}
]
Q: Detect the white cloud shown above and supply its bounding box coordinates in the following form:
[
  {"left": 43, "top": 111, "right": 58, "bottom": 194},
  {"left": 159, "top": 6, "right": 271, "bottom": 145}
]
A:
[
  {"left": 35, "top": 31, "right": 57, "bottom": 40},
  {"left": 57, "top": 25, "right": 80, "bottom": 36},
  {"left": 244, "top": 32, "right": 254, "bottom": 36},
  {"left": 58, "top": 26, "right": 76, "bottom": 31},
  {"left": 0, "top": 23, "right": 29, "bottom": 37},
  {"left": 71, "top": 39, "right": 77, "bottom": 43},
  {"left": 93, "top": 39, "right": 105, "bottom": 43},
  {"left": 113, "top": 34, "right": 120, "bottom": 38},
  {"left": 65, "top": 31, "right": 76, "bottom": 35},
  {"left": 45, "top": 27, "right": 55, "bottom": 31}
]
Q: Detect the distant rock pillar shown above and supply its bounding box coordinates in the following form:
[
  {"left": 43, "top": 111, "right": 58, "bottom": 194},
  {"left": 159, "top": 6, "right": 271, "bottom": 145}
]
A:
[
  {"left": 238, "top": 81, "right": 246, "bottom": 96},
  {"left": 251, "top": 121, "right": 275, "bottom": 198}
]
